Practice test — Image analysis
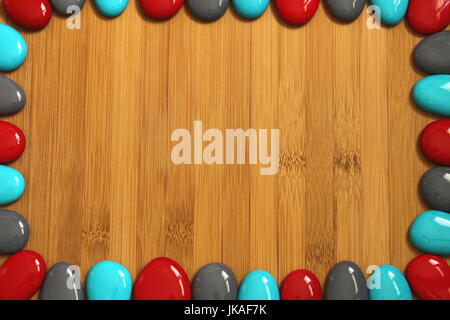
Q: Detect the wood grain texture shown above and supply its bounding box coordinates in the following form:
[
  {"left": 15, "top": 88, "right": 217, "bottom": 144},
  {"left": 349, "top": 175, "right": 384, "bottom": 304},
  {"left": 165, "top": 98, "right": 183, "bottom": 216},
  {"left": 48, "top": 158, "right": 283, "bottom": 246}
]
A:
[{"left": 0, "top": 1, "right": 448, "bottom": 297}]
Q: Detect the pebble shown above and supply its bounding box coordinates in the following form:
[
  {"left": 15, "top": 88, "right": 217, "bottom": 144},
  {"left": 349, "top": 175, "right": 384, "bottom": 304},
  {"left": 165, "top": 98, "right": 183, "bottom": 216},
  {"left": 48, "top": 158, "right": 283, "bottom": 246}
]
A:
[
  {"left": 420, "top": 166, "right": 450, "bottom": 213},
  {"left": 139, "top": 0, "right": 184, "bottom": 20},
  {"left": 192, "top": 263, "right": 238, "bottom": 300},
  {"left": 50, "top": 0, "right": 86, "bottom": 16},
  {"left": 407, "top": 0, "right": 450, "bottom": 35},
  {"left": 0, "top": 75, "right": 26, "bottom": 116},
  {"left": 232, "top": 0, "right": 270, "bottom": 19},
  {"left": 0, "top": 209, "right": 29, "bottom": 255},
  {"left": 86, "top": 261, "right": 132, "bottom": 300},
  {"left": 0, "top": 121, "right": 26, "bottom": 164},
  {"left": 187, "top": 0, "right": 229, "bottom": 22},
  {"left": 274, "top": 0, "right": 320, "bottom": 26},
  {"left": 133, "top": 257, "right": 191, "bottom": 300},
  {"left": 238, "top": 270, "right": 280, "bottom": 300},
  {"left": 2, "top": 0, "right": 52, "bottom": 30},
  {"left": 409, "top": 210, "right": 450, "bottom": 255},
  {"left": 414, "top": 31, "right": 450, "bottom": 74},
  {"left": 324, "top": 0, "right": 366, "bottom": 23},
  {"left": 420, "top": 120, "right": 450, "bottom": 166},
  {"left": 40, "top": 262, "right": 85, "bottom": 300},
  {"left": 0, "top": 24, "right": 28, "bottom": 72},
  {"left": 0, "top": 250, "right": 46, "bottom": 300},
  {"left": 94, "top": 0, "right": 129, "bottom": 18},
  {"left": 280, "top": 269, "right": 322, "bottom": 300},
  {"left": 0, "top": 165, "right": 25, "bottom": 205},
  {"left": 325, "top": 261, "right": 368, "bottom": 300},
  {"left": 406, "top": 254, "right": 450, "bottom": 300},
  {"left": 369, "top": 0, "right": 409, "bottom": 25},
  {"left": 368, "top": 265, "right": 412, "bottom": 300},
  {"left": 413, "top": 75, "right": 450, "bottom": 117}
]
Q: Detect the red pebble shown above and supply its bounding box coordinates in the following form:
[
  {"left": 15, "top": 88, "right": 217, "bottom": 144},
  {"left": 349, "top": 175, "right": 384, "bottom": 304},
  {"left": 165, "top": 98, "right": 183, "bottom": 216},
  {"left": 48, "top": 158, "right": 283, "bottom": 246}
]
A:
[
  {"left": 274, "top": 0, "right": 320, "bottom": 26},
  {"left": 139, "top": 0, "right": 184, "bottom": 20},
  {"left": 281, "top": 269, "right": 323, "bottom": 300},
  {"left": 0, "top": 250, "right": 46, "bottom": 300},
  {"left": 406, "top": 254, "right": 450, "bottom": 300},
  {"left": 407, "top": 0, "right": 450, "bottom": 35},
  {"left": 2, "top": 0, "right": 52, "bottom": 30},
  {"left": 133, "top": 257, "right": 191, "bottom": 300},
  {"left": 420, "top": 120, "right": 450, "bottom": 166},
  {"left": 0, "top": 121, "right": 26, "bottom": 164}
]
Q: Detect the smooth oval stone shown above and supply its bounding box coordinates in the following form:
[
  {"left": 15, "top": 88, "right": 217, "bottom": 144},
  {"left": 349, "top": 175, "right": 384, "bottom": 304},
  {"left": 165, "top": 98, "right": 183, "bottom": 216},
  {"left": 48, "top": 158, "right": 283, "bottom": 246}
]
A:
[
  {"left": 324, "top": 0, "right": 366, "bottom": 22},
  {"left": 0, "top": 209, "right": 29, "bottom": 255},
  {"left": 407, "top": 0, "right": 450, "bottom": 35},
  {"left": 192, "top": 263, "right": 237, "bottom": 300},
  {"left": 50, "top": 0, "right": 86, "bottom": 16},
  {"left": 0, "top": 24, "right": 28, "bottom": 72},
  {"left": 369, "top": 0, "right": 409, "bottom": 25},
  {"left": 414, "top": 31, "right": 450, "bottom": 75},
  {"left": 0, "top": 250, "right": 46, "bottom": 300},
  {"left": 325, "top": 261, "right": 368, "bottom": 300},
  {"left": 281, "top": 269, "right": 322, "bottom": 300},
  {"left": 0, "top": 75, "right": 26, "bottom": 116},
  {"left": 413, "top": 75, "right": 450, "bottom": 117},
  {"left": 406, "top": 254, "right": 450, "bottom": 300},
  {"left": 86, "top": 261, "right": 132, "bottom": 300},
  {"left": 0, "top": 165, "right": 25, "bottom": 205},
  {"left": 94, "top": 0, "right": 129, "bottom": 18},
  {"left": 368, "top": 265, "right": 412, "bottom": 300},
  {"left": 187, "top": 0, "right": 229, "bottom": 22},
  {"left": 420, "top": 167, "right": 450, "bottom": 212},
  {"left": 274, "top": 0, "right": 320, "bottom": 26},
  {"left": 2, "top": 0, "right": 52, "bottom": 30},
  {"left": 40, "top": 262, "right": 84, "bottom": 300},
  {"left": 139, "top": 0, "right": 184, "bottom": 20},
  {"left": 420, "top": 120, "right": 450, "bottom": 166},
  {"left": 238, "top": 270, "right": 280, "bottom": 300},
  {"left": 0, "top": 121, "right": 26, "bottom": 164},
  {"left": 232, "top": 0, "right": 270, "bottom": 19},
  {"left": 133, "top": 257, "right": 191, "bottom": 300},
  {"left": 409, "top": 210, "right": 450, "bottom": 255}
]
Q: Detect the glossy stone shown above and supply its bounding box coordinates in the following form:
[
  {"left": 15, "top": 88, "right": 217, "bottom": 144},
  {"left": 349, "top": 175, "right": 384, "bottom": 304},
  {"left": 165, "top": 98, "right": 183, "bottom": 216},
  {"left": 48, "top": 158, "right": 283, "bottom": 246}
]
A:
[
  {"left": 192, "top": 263, "right": 238, "bottom": 300},
  {"left": 420, "top": 120, "right": 450, "bottom": 166},
  {"left": 232, "top": 0, "right": 270, "bottom": 19},
  {"left": 94, "top": 0, "right": 129, "bottom": 18},
  {"left": 324, "top": 0, "right": 366, "bottom": 22},
  {"left": 139, "top": 0, "right": 184, "bottom": 20},
  {"left": 325, "top": 261, "right": 368, "bottom": 300},
  {"left": 281, "top": 269, "right": 322, "bottom": 300},
  {"left": 413, "top": 75, "right": 450, "bottom": 117},
  {"left": 368, "top": 265, "right": 412, "bottom": 300},
  {"left": 370, "top": 0, "right": 409, "bottom": 25},
  {"left": 0, "top": 75, "right": 26, "bottom": 116},
  {"left": 86, "top": 261, "right": 132, "bottom": 300},
  {"left": 0, "top": 209, "right": 29, "bottom": 255},
  {"left": 0, "top": 121, "right": 26, "bottom": 164},
  {"left": 133, "top": 257, "right": 191, "bottom": 300},
  {"left": 2, "top": 0, "right": 52, "bottom": 30},
  {"left": 407, "top": 0, "right": 450, "bottom": 35},
  {"left": 0, "top": 165, "right": 25, "bottom": 205},
  {"left": 274, "top": 0, "right": 320, "bottom": 26},
  {"left": 187, "top": 0, "right": 229, "bottom": 22},
  {"left": 414, "top": 31, "right": 450, "bottom": 74},
  {"left": 40, "top": 262, "right": 84, "bottom": 300},
  {"left": 238, "top": 270, "right": 280, "bottom": 300},
  {"left": 50, "top": 0, "right": 86, "bottom": 16},
  {"left": 409, "top": 210, "right": 450, "bottom": 255},
  {"left": 0, "top": 250, "right": 46, "bottom": 300},
  {"left": 0, "top": 24, "right": 28, "bottom": 72},
  {"left": 420, "top": 167, "right": 450, "bottom": 212}
]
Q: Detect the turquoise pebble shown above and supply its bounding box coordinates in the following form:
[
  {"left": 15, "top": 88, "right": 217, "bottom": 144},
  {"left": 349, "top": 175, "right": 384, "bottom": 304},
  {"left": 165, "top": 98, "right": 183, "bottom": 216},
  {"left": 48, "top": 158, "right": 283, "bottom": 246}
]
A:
[
  {"left": 94, "top": 0, "right": 129, "bottom": 18},
  {"left": 370, "top": 0, "right": 409, "bottom": 25},
  {"left": 86, "top": 261, "right": 132, "bottom": 300},
  {"left": 238, "top": 270, "right": 280, "bottom": 300},
  {"left": 0, "top": 165, "right": 25, "bottom": 205},
  {"left": 413, "top": 75, "right": 450, "bottom": 117},
  {"left": 368, "top": 265, "right": 412, "bottom": 300},
  {"left": 409, "top": 210, "right": 450, "bottom": 255},
  {"left": 232, "top": 0, "right": 270, "bottom": 19},
  {"left": 0, "top": 24, "right": 28, "bottom": 72}
]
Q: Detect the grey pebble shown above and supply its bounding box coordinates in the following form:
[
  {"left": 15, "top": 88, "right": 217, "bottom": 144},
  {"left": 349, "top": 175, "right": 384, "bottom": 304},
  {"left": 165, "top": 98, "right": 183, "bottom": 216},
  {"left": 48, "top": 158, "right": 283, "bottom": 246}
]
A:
[
  {"left": 0, "top": 75, "right": 26, "bottom": 117},
  {"left": 40, "top": 262, "right": 85, "bottom": 300},
  {"left": 187, "top": 0, "right": 229, "bottom": 22},
  {"left": 50, "top": 0, "right": 86, "bottom": 16},
  {"left": 0, "top": 209, "right": 30, "bottom": 254},
  {"left": 325, "top": 261, "right": 368, "bottom": 300},
  {"left": 420, "top": 166, "right": 450, "bottom": 213},
  {"left": 324, "top": 0, "right": 366, "bottom": 22},
  {"left": 192, "top": 263, "right": 238, "bottom": 300},
  {"left": 414, "top": 31, "right": 450, "bottom": 74}
]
